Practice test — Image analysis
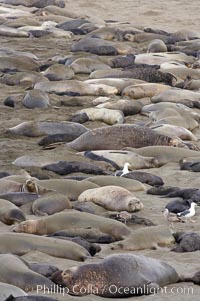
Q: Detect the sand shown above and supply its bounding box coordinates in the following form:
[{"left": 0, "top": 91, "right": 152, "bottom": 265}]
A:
[{"left": 0, "top": 0, "right": 200, "bottom": 300}]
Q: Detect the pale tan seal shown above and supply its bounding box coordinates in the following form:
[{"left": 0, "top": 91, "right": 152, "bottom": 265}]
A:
[
  {"left": 42, "top": 64, "right": 74, "bottom": 81},
  {"left": 0, "top": 254, "right": 54, "bottom": 292},
  {"left": 8, "top": 121, "right": 88, "bottom": 137},
  {"left": 35, "top": 179, "right": 99, "bottom": 200},
  {"left": 83, "top": 150, "right": 157, "bottom": 169},
  {"left": 147, "top": 39, "right": 168, "bottom": 53},
  {"left": 0, "top": 282, "right": 27, "bottom": 299},
  {"left": 122, "top": 83, "right": 171, "bottom": 99},
  {"left": 111, "top": 225, "right": 175, "bottom": 250},
  {"left": 34, "top": 80, "right": 118, "bottom": 96},
  {"left": 70, "top": 58, "right": 111, "bottom": 74},
  {"left": 78, "top": 186, "right": 143, "bottom": 212},
  {"left": 126, "top": 146, "right": 200, "bottom": 165},
  {"left": 151, "top": 124, "right": 197, "bottom": 141},
  {"left": 13, "top": 211, "right": 130, "bottom": 240},
  {"left": 76, "top": 107, "right": 124, "bottom": 125},
  {"left": 96, "top": 99, "right": 143, "bottom": 116},
  {"left": 0, "top": 232, "right": 89, "bottom": 261},
  {"left": 84, "top": 175, "right": 146, "bottom": 191}
]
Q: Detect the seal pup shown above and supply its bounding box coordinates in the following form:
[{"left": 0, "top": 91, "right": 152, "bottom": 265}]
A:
[
  {"left": 115, "top": 162, "right": 130, "bottom": 176},
  {"left": 51, "top": 253, "right": 179, "bottom": 297},
  {"left": 172, "top": 232, "right": 200, "bottom": 253}
]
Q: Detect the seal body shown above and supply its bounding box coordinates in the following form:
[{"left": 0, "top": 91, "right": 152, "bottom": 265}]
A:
[
  {"left": 67, "top": 124, "right": 182, "bottom": 151},
  {"left": 52, "top": 253, "right": 179, "bottom": 297},
  {"left": 78, "top": 186, "right": 143, "bottom": 212}
]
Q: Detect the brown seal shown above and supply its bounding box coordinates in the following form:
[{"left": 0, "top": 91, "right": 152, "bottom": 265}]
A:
[{"left": 67, "top": 124, "right": 186, "bottom": 151}]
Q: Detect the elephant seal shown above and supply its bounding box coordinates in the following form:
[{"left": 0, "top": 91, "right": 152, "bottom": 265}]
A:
[
  {"left": 38, "top": 133, "right": 82, "bottom": 146},
  {"left": 8, "top": 121, "right": 88, "bottom": 138},
  {"left": 147, "top": 39, "right": 167, "bottom": 53},
  {"left": 180, "top": 271, "right": 200, "bottom": 285},
  {"left": 96, "top": 99, "right": 143, "bottom": 116},
  {"left": 128, "top": 146, "right": 200, "bottom": 165},
  {"left": 0, "top": 284, "right": 26, "bottom": 300},
  {"left": 42, "top": 64, "right": 74, "bottom": 81},
  {"left": 147, "top": 186, "right": 180, "bottom": 195},
  {"left": 0, "top": 0, "right": 65, "bottom": 8},
  {"left": 78, "top": 186, "right": 143, "bottom": 212},
  {"left": 0, "top": 192, "right": 38, "bottom": 206},
  {"left": 151, "top": 124, "right": 197, "bottom": 141},
  {"left": 0, "top": 56, "right": 40, "bottom": 72},
  {"left": 151, "top": 89, "right": 200, "bottom": 107},
  {"left": 70, "top": 58, "right": 111, "bottom": 74},
  {"left": 34, "top": 80, "right": 118, "bottom": 96},
  {"left": 84, "top": 175, "right": 146, "bottom": 192},
  {"left": 83, "top": 150, "right": 158, "bottom": 169},
  {"left": 13, "top": 211, "right": 130, "bottom": 240},
  {"left": 1, "top": 71, "right": 48, "bottom": 88},
  {"left": 51, "top": 253, "right": 179, "bottom": 297},
  {"left": 42, "top": 161, "right": 108, "bottom": 176},
  {"left": 32, "top": 192, "right": 72, "bottom": 216},
  {"left": 0, "top": 283, "right": 26, "bottom": 300},
  {"left": 0, "top": 198, "right": 26, "bottom": 225},
  {"left": 67, "top": 124, "right": 185, "bottom": 151},
  {"left": 22, "top": 90, "right": 50, "bottom": 109},
  {"left": 75, "top": 108, "right": 124, "bottom": 125},
  {"left": 47, "top": 236, "right": 101, "bottom": 256},
  {"left": 0, "top": 232, "right": 89, "bottom": 261},
  {"left": 0, "top": 254, "right": 54, "bottom": 291},
  {"left": 122, "top": 83, "right": 171, "bottom": 99},
  {"left": 180, "top": 161, "right": 200, "bottom": 172},
  {"left": 172, "top": 232, "right": 200, "bottom": 252},
  {"left": 35, "top": 179, "right": 99, "bottom": 200},
  {"left": 48, "top": 228, "right": 115, "bottom": 244},
  {"left": 123, "top": 171, "right": 164, "bottom": 186},
  {"left": 111, "top": 225, "right": 175, "bottom": 251}
]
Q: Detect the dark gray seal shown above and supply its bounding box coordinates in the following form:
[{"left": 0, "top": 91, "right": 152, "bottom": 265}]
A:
[
  {"left": 172, "top": 232, "right": 200, "bottom": 252},
  {"left": 42, "top": 161, "right": 109, "bottom": 176},
  {"left": 48, "top": 229, "right": 114, "bottom": 244},
  {"left": 67, "top": 124, "right": 186, "bottom": 151},
  {"left": 180, "top": 161, "right": 200, "bottom": 172},
  {"left": 51, "top": 253, "right": 179, "bottom": 297},
  {"left": 22, "top": 90, "right": 50, "bottom": 109},
  {"left": 122, "top": 171, "right": 164, "bottom": 186}
]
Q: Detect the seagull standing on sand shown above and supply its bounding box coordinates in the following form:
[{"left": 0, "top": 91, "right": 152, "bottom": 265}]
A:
[
  {"left": 115, "top": 162, "right": 131, "bottom": 177},
  {"left": 177, "top": 202, "right": 197, "bottom": 223}
]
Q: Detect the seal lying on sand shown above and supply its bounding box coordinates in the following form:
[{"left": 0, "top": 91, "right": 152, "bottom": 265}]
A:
[
  {"left": 111, "top": 225, "right": 175, "bottom": 251},
  {"left": 78, "top": 186, "right": 143, "bottom": 212},
  {"left": 67, "top": 124, "right": 185, "bottom": 151},
  {"left": 0, "top": 254, "right": 54, "bottom": 291},
  {"left": 51, "top": 253, "right": 179, "bottom": 297},
  {"left": 13, "top": 211, "right": 130, "bottom": 240},
  {"left": 0, "top": 232, "right": 90, "bottom": 261},
  {"left": 0, "top": 198, "right": 26, "bottom": 225},
  {"left": 172, "top": 232, "right": 200, "bottom": 252},
  {"left": 0, "top": 283, "right": 27, "bottom": 299}
]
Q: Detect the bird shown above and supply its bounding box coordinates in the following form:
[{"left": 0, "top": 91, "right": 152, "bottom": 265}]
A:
[
  {"left": 115, "top": 162, "right": 131, "bottom": 177},
  {"left": 163, "top": 198, "right": 194, "bottom": 228},
  {"left": 177, "top": 202, "right": 197, "bottom": 223}
]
